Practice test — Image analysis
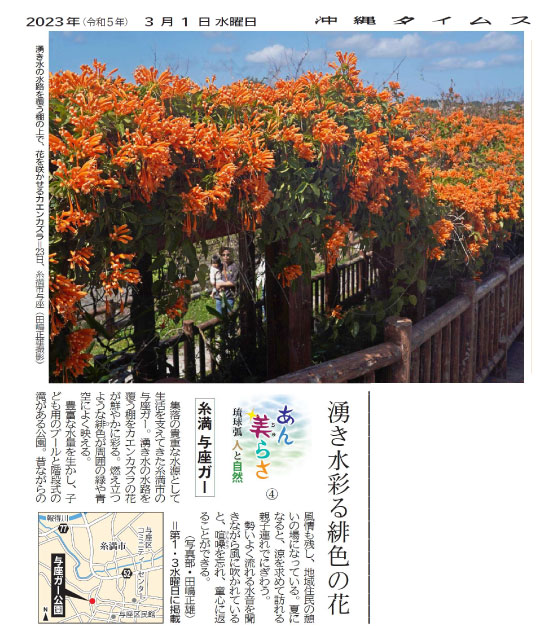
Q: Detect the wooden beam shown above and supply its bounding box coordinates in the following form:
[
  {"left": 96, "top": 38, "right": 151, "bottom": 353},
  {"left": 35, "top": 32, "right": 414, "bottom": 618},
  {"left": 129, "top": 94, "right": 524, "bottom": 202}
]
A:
[
  {"left": 265, "top": 240, "right": 312, "bottom": 378},
  {"left": 238, "top": 231, "right": 257, "bottom": 366}
]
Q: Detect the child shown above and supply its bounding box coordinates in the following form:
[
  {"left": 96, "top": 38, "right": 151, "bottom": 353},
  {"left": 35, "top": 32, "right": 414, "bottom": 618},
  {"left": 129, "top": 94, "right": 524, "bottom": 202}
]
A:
[{"left": 209, "top": 254, "right": 223, "bottom": 298}]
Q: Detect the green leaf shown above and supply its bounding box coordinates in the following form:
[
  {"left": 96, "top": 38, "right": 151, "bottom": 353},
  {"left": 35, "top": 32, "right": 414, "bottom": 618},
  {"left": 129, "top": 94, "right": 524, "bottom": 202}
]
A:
[
  {"left": 295, "top": 181, "right": 308, "bottom": 196},
  {"left": 197, "top": 263, "right": 209, "bottom": 286},
  {"left": 168, "top": 260, "right": 177, "bottom": 282},
  {"left": 182, "top": 239, "right": 199, "bottom": 267},
  {"left": 417, "top": 279, "right": 427, "bottom": 294},
  {"left": 350, "top": 320, "right": 360, "bottom": 338},
  {"left": 150, "top": 255, "right": 165, "bottom": 271},
  {"left": 408, "top": 294, "right": 417, "bottom": 306},
  {"left": 142, "top": 210, "right": 164, "bottom": 225},
  {"left": 309, "top": 183, "right": 321, "bottom": 198},
  {"left": 205, "top": 305, "right": 222, "bottom": 320}
]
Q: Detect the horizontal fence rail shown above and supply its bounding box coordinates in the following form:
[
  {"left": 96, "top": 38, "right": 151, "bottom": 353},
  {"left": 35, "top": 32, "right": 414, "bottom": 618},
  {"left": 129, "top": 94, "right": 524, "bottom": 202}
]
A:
[
  {"left": 157, "top": 257, "right": 374, "bottom": 382},
  {"left": 269, "top": 255, "right": 524, "bottom": 383},
  {"left": 311, "top": 253, "right": 374, "bottom": 314},
  {"left": 94, "top": 255, "right": 522, "bottom": 383}
]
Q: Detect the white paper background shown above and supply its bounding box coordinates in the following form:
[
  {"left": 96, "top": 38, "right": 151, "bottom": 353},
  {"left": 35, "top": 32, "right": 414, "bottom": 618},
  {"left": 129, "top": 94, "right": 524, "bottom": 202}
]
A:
[{"left": 3, "top": 1, "right": 559, "bottom": 624}]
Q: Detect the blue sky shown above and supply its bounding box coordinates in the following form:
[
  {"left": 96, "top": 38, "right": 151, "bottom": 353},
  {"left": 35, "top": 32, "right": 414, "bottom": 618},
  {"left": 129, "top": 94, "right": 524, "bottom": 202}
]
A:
[{"left": 50, "top": 31, "right": 523, "bottom": 101}]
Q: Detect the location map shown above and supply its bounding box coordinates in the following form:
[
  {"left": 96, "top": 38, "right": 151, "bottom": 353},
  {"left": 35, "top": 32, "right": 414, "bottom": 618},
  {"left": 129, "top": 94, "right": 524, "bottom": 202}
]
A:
[{"left": 38, "top": 512, "right": 163, "bottom": 623}]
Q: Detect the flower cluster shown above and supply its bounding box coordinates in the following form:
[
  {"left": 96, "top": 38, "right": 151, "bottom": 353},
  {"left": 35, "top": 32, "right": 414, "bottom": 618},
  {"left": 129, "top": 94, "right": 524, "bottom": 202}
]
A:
[
  {"left": 420, "top": 104, "right": 523, "bottom": 266},
  {"left": 49, "top": 54, "right": 523, "bottom": 380},
  {"left": 277, "top": 265, "right": 303, "bottom": 287}
]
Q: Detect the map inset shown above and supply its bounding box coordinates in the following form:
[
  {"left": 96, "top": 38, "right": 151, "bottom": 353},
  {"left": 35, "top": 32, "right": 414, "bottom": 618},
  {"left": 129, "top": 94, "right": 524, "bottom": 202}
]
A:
[{"left": 38, "top": 512, "right": 163, "bottom": 623}]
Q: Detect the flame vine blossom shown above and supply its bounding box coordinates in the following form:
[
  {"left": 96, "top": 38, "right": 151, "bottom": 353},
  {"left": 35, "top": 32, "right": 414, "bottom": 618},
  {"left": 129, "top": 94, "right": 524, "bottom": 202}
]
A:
[
  {"left": 49, "top": 55, "right": 522, "bottom": 381},
  {"left": 419, "top": 103, "right": 523, "bottom": 268}
]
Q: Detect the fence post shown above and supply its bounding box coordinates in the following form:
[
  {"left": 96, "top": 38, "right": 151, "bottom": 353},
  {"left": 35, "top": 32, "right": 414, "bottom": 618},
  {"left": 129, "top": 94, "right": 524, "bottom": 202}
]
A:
[
  {"left": 156, "top": 346, "right": 167, "bottom": 379},
  {"left": 182, "top": 320, "right": 196, "bottom": 382},
  {"left": 357, "top": 253, "right": 368, "bottom": 300},
  {"left": 325, "top": 263, "right": 340, "bottom": 311},
  {"left": 494, "top": 256, "right": 511, "bottom": 378},
  {"left": 238, "top": 231, "right": 257, "bottom": 365},
  {"left": 384, "top": 316, "right": 412, "bottom": 382},
  {"left": 457, "top": 279, "right": 477, "bottom": 382}
]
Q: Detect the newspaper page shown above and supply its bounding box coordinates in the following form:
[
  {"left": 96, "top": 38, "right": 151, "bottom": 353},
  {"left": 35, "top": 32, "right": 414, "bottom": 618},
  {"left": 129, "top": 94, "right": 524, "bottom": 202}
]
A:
[{"left": 5, "top": 1, "right": 559, "bottom": 625}]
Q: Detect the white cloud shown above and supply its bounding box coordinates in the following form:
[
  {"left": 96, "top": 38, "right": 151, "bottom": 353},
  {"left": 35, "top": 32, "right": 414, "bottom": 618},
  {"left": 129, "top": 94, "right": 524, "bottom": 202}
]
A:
[
  {"left": 333, "top": 33, "right": 425, "bottom": 58},
  {"left": 61, "top": 32, "right": 86, "bottom": 44},
  {"left": 488, "top": 53, "right": 523, "bottom": 67},
  {"left": 246, "top": 44, "right": 291, "bottom": 64},
  {"left": 425, "top": 40, "right": 462, "bottom": 56},
  {"left": 466, "top": 32, "right": 520, "bottom": 52},
  {"left": 245, "top": 44, "right": 325, "bottom": 69},
  {"left": 367, "top": 33, "right": 425, "bottom": 58},
  {"left": 330, "top": 32, "right": 521, "bottom": 61},
  {"left": 431, "top": 57, "right": 488, "bottom": 70},
  {"left": 429, "top": 52, "right": 522, "bottom": 71},
  {"left": 331, "top": 34, "right": 377, "bottom": 53}
]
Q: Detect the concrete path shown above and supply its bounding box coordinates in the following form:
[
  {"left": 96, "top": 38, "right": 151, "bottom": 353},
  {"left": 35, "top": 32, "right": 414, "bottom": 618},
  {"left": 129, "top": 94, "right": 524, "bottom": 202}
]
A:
[{"left": 485, "top": 338, "right": 524, "bottom": 383}]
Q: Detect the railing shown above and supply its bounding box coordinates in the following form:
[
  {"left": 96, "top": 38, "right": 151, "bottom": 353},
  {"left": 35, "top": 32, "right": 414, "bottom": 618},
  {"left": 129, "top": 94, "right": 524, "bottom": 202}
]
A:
[
  {"left": 157, "top": 256, "right": 374, "bottom": 381},
  {"left": 96, "top": 255, "right": 521, "bottom": 383},
  {"left": 268, "top": 255, "right": 523, "bottom": 383},
  {"left": 154, "top": 301, "right": 267, "bottom": 382},
  {"left": 157, "top": 317, "right": 220, "bottom": 382},
  {"left": 311, "top": 254, "right": 375, "bottom": 313},
  {"left": 92, "top": 314, "right": 235, "bottom": 383}
]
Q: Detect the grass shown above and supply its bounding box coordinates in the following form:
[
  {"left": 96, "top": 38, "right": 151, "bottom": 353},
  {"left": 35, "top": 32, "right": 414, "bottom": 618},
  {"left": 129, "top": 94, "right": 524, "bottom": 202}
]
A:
[
  {"left": 89, "top": 289, "right": 219, "bottom": 357},
  {"left": 181, "top": 291, "right": 220, "bottom": 324}
]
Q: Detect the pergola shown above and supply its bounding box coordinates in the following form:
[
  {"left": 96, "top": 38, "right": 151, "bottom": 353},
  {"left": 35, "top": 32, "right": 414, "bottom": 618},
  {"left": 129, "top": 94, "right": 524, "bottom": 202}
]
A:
[
  {"left": 125, "top": 195, "right": 433, "bottom": 384},
  {"left": 132, "top": 215, "right": 315, "bottom": 382}
]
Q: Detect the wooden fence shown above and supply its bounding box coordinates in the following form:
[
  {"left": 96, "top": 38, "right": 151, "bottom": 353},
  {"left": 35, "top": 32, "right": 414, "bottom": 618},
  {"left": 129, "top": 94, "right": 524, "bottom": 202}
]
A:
[
  {"left": 95, "top": 254, "right": 522, "bottom": 383},
  {"left": 153, "top": 255, "right": 374, "bottom": 382},
  {"left": 268, "top": 255, "right": 523, "bottom": 383},
  {"left": 312, "top": 254, "right": 375, "bottom": 314},
  {"left": 150, "top": 306, "right": 262, "bottom": 382}
]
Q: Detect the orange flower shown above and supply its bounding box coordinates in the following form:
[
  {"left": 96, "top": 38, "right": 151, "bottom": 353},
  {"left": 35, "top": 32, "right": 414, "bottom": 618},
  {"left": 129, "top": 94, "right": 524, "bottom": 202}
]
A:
[
  {"left": 427, "top": 247, "right": 445, "bottom": 261},
  {"left": 329, "top": 305, "right": 343, "bottom": 319},
  {"left": 54, "top": 158, "right": 120, "bottom": 194},
  {"left": 278, "top": 265, "right": 303, "bottom": 287},
  {"left": 100, "top": 253, "right": 140, "bottom": 294},
  {"left": 312, "top": 112, "right": 349, "bottom": 147},
  {"left": 325, "top": 223, "right": 351, "bottom": 272},
  {"left": 53, "top": 328, "right": 96, "bottom": 380},
  {"left": 109, "top": 224, "right": 133, "bottom": 244},
  {"left": 68, "top": 246, "right": 94, "bottom": 270},
  {"left": 166, "top": 295, "right": 187, "bottom": 320},
  {"left": 430, "top": 218, "right": 454, "bottom": 246},
  {"left": 49, "top": 275, "right": 87, "bottom": 339}
]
